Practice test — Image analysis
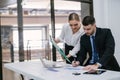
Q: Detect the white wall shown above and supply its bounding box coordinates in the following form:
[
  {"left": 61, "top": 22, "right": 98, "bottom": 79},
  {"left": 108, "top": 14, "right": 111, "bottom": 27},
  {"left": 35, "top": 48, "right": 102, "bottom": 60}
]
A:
[{"left": 93, "top": 0, "right": 120, "bottom": 55}]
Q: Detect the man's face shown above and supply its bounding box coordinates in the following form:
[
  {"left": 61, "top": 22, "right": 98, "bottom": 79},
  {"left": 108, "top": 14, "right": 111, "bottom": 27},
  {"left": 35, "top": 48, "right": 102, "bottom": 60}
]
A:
[
  {"left": 83, "top": 24, "right": 96, "bottom": 36},
  {"left": 69, "top": 20, "right": 80, "bottom": 33}
]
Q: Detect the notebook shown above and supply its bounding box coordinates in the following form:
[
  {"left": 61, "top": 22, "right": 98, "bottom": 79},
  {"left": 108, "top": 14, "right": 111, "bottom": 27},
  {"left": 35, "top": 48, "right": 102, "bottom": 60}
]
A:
[{"left": 49, "top": 35, "right": 71, "bottom": 63}]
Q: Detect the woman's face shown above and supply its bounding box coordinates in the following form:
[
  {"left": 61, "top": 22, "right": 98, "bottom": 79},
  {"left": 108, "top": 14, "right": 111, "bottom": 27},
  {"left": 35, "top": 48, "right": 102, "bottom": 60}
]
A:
[{"left": 69, "top": 20, "right": 80, "bottom": 33}]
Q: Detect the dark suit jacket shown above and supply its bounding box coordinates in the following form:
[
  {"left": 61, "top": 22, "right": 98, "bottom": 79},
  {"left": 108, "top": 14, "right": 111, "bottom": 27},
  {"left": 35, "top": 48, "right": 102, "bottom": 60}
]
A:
[{"left": 77, "top": 27, "right": 120, "bottom": 71}]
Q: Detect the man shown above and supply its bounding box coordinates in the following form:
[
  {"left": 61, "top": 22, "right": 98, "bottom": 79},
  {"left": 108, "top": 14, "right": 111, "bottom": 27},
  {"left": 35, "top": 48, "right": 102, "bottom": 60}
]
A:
[{"left": 72, "top": 16, "right": 120, "bottom": 71}]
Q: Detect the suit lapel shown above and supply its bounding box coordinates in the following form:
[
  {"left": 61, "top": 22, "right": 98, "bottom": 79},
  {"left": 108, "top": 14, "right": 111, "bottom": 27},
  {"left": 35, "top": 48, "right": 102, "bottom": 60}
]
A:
[
  {"left": 85, "top": 35, "right": 92, "bottom": 54},
  {"left": 94, "top": 28, "right": 101, "bottom": 52}
]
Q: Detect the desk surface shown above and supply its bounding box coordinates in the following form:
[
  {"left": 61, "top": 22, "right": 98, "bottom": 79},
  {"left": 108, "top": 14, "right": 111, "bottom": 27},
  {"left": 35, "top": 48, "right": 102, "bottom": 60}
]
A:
[{"left": 4, "top": 61, "right": 120, "bottom": 80}]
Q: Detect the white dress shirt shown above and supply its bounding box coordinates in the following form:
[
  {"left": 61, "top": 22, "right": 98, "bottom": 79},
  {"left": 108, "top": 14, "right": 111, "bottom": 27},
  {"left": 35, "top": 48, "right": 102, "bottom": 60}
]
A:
[{"left": 57, "top": 23, "right": 85, "bottom": 56}]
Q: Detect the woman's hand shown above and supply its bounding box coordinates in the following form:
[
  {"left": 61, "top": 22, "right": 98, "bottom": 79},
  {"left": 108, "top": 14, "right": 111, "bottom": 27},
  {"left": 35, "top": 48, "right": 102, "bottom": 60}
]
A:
[
  {"left": 66, "top": 54, "right": 72, "bottom": 58},
  {"left": 54, "top": 38, "right": 60, "bottom": 43}
]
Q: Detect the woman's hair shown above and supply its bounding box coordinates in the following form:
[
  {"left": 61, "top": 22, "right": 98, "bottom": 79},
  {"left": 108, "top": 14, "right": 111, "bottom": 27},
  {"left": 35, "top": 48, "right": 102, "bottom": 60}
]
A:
[{"left": 68, "top": 13, "right": 80, "bottom": 21}]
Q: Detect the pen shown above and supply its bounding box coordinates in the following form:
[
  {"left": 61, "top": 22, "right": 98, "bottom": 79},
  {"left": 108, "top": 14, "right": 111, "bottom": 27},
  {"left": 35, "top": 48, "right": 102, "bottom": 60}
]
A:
[{"left": 74, "top": 57, "right": 76, "bottom": 62}]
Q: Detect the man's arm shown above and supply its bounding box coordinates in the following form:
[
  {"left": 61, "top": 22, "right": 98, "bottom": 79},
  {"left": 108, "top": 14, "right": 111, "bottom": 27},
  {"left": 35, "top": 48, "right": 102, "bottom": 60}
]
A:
[{"left": 98, "top": 29, "right": 115, "bottom": 67}]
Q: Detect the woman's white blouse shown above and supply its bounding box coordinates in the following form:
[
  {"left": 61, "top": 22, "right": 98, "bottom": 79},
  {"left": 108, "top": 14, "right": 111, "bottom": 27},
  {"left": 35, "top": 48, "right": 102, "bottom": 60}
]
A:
[{"left": 57, "top": 23, "right": 85, "bottom": 56}]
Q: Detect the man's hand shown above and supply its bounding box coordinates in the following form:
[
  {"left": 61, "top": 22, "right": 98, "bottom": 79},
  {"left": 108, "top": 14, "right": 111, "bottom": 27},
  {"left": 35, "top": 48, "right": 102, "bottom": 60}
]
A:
[
  {"left": 72, "top": 61, "right": 80, "bottom": 67},
  {"left": 83, "top": 63, "right": 99, "bottom": 71}
]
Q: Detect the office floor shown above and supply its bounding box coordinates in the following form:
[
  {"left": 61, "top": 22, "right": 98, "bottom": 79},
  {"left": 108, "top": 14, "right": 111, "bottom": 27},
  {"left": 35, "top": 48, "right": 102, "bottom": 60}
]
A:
[
  {"left": 3, "top": 62, "right": 21, "bottom": 80},
  {"left": 2, "top": 50, "right": 41, "bottom": 80},
  {"left": 3, "top": 62, "right": 33, "bottom": 80}
]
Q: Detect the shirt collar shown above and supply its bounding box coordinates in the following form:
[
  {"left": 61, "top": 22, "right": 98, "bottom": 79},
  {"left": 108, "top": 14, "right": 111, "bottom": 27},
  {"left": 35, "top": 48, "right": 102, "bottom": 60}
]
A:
[{"left": 90, "top": 29, "right": 96, "bottom": 37}]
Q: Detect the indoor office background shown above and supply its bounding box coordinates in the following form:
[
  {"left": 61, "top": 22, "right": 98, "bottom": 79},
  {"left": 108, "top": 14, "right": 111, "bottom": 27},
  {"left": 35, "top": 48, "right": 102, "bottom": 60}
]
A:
[
  {"left": 0, "top": 0, "right": 92, "bottom": 80},
  {"left": 0, "top": 0, "right": 120, "bottom": 80}
]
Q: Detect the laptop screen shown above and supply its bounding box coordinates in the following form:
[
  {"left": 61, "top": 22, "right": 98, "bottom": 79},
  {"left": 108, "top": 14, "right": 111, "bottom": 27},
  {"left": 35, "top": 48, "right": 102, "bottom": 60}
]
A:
[{"left": 40, "top": 56, "right": 63, "bottom": 68}]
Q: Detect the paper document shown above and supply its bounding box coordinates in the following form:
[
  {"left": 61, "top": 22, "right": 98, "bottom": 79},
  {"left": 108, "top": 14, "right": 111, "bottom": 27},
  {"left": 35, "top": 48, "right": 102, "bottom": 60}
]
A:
[{"left": 49, "top": 35, "right": 71, "bottom": 63}]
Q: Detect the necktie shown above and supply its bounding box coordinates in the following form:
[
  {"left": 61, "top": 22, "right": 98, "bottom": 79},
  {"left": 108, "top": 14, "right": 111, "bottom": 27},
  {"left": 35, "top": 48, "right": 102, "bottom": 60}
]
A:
[{"left": 90, "top": 36, "right": 99, "bottom": 64}]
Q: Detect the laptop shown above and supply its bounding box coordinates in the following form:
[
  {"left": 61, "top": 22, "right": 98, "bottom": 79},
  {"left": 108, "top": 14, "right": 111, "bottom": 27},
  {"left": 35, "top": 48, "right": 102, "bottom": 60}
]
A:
[{"left": 40, "top": 56, "right": 63, "bottom": 68}]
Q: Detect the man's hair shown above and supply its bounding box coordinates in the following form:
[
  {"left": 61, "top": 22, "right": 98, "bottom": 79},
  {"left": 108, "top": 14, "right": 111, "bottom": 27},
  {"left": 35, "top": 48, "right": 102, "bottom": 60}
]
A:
[{"left": 82, "top": 16, "right": 95, "bottom": 26}]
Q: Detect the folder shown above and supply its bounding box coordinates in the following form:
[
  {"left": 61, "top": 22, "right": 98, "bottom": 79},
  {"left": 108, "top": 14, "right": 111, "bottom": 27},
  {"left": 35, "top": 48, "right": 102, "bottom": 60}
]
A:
[{"left": 49, "top": 35, "right": 71, "bottom": 63}]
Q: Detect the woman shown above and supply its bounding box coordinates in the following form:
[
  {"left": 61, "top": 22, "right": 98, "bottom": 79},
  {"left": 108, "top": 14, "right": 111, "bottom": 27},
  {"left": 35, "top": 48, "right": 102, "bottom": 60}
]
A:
[{"left": 54, "top": 13, "right": 84, "bottom": 64}]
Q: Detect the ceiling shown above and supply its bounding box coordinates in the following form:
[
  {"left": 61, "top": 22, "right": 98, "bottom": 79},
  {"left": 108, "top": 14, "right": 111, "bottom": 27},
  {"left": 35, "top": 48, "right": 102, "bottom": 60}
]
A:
[
  {"left": 0, "top": 0, "right": 16, "bottom": 8},
  {"left": 0, "top": 0, "right": 82, "bottom": 15},
  {"left": 0, "top": 0, "right": 81, "bottom": 9}
]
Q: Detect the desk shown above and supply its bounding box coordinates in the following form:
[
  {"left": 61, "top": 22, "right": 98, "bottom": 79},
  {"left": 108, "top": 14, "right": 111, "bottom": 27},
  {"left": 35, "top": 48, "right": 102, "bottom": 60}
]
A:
[{"left": 4, "top": 61, "right": 120, "bottom": 80}]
